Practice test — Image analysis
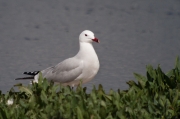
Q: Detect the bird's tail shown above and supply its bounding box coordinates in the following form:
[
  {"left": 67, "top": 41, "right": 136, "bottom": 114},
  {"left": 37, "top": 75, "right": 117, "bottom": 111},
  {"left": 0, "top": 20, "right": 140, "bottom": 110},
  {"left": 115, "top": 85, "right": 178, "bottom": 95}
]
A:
[
  {"left": 15, "top": 76, "right": 34, "bottom": 80},
  {"left": 15, "top": 71, "right": 40, "bottom": 80}
]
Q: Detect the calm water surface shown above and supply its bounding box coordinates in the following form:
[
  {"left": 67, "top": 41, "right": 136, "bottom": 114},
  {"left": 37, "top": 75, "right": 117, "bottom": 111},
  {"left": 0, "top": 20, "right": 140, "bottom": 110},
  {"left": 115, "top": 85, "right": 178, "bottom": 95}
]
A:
[{"left": 0, "top": 0, "right": 180, "bottom": 93}]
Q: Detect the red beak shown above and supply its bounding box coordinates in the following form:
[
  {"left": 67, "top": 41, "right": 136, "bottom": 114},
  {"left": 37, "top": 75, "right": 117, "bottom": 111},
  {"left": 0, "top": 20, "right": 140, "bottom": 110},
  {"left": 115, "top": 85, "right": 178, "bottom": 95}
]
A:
[{"left": 92, "top": 38, "right": 100, "bottom": 43}]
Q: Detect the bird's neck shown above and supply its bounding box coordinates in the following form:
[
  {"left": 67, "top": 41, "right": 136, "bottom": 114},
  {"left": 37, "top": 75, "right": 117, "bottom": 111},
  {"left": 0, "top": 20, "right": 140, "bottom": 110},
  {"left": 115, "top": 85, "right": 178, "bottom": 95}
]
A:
[{"left": 75, "top": 42, "right": 97, "bottom": 59}]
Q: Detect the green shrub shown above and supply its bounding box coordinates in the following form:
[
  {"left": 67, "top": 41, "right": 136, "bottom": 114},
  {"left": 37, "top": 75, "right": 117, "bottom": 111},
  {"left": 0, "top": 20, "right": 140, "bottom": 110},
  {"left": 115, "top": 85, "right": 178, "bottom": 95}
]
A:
[{"left": 0, "top": 57, "right": 180, "bottom": 119}]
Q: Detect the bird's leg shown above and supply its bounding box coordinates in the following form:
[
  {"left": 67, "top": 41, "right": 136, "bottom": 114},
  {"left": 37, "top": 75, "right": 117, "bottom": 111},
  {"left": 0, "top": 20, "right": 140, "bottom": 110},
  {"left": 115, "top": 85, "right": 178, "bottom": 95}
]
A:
[{"left": 71, "top": 84, "right": 75, "bottom": 90}]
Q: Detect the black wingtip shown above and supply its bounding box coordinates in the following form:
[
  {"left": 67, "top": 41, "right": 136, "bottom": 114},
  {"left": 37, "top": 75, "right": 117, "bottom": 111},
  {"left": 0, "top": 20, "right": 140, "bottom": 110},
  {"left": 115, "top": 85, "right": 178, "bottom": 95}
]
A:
[{"left": 23, "top": 71, "right": 40, "bottom": 76}]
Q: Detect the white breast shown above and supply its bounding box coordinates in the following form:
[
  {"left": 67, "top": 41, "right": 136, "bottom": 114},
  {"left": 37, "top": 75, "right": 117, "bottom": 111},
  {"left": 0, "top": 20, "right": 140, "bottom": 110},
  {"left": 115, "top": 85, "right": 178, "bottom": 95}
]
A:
[{"left": 74, "top": 42, "right": 100, "bottom": 83}]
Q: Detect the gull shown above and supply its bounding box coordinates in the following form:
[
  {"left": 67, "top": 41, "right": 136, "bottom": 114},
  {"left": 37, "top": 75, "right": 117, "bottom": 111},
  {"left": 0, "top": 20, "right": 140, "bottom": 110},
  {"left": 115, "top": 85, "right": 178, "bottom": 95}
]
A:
[{"left": 16, "top": 30, "right": 100, "bottom": 86}]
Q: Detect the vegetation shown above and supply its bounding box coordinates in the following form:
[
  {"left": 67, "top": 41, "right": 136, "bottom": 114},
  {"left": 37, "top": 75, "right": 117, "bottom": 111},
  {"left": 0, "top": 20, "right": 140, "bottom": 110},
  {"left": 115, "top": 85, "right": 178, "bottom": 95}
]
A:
[{"left": 0, "top": 58, "right": 180, "bottom": 119}]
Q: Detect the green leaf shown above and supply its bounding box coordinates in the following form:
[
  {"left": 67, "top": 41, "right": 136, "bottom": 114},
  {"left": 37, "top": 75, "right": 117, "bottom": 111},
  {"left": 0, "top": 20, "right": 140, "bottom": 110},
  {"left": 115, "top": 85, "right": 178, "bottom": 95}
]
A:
[
  {"left": 40, "top": 112, "right": 48, "bottom": 119},
  {"left": 16, "top": 85, "right": 32, "bottom": 96},
  {"left": 105, "top": 113, "right": 113, "bottom": 119},
  {"left": 146, "top": 65, "right": 156, "bottom": 81},
  {"left": 40, "top": 90, "right": 48, "bottom": 104},
  {"left": 19, "top": 100, "right": 28, "bottom": 108},
  {"left": 103, "top": 94, "right": 112, "bottom": 101},
  {"left": 134, "top": 73, "right": 147, "bottom": 88},
  {"left": 76, "top": 106, "right": 83, "bottom": 119},
  {"left": 159, "top": 98, "right": 164, "bottom": 107},
  {"left": 100, "top": 100, "right": 107, "bottom": 109},
  {"left": 175, "top": 56, "right": 180, "bottom": 69}
]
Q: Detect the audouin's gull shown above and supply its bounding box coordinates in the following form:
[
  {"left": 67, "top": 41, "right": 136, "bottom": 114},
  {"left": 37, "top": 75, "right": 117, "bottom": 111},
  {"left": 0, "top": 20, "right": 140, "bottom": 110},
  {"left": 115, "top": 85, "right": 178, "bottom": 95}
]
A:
[{"left": 16, "top": 30, "right": 100, "bottom": 86}]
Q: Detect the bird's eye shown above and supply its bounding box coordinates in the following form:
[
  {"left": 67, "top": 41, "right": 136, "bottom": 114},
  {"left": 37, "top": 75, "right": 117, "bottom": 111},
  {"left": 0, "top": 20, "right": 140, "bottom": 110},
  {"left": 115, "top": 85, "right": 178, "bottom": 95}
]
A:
[{"left": 85, "top": 34, "right": 87, "bottom": 36}]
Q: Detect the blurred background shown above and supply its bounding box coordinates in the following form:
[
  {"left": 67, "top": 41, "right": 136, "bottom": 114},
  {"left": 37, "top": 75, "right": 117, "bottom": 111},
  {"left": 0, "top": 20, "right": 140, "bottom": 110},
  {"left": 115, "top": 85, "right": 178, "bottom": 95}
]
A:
[{"left": 0, "top": 0, "right": 180, "bottom": 93}]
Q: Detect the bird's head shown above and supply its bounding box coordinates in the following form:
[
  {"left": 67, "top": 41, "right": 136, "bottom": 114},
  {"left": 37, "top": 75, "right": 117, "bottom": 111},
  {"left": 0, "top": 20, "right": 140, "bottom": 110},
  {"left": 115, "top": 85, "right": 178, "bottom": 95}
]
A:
[{"left": 79, "top": 30, "right": 99, "bottom": 43}]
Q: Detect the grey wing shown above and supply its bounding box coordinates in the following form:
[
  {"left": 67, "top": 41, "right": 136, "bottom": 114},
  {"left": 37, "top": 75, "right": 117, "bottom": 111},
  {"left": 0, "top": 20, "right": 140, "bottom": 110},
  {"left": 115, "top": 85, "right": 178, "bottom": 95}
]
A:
[{"left": 41, "top": 58, "right": 84, "bottom": 83}]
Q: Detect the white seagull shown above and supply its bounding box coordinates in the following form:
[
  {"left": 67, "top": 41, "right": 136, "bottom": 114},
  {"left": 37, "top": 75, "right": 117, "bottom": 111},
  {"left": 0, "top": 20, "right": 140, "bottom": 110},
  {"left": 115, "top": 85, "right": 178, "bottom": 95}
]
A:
[{"left": 16, "top": 30, "right": 100, "bottom": 86}]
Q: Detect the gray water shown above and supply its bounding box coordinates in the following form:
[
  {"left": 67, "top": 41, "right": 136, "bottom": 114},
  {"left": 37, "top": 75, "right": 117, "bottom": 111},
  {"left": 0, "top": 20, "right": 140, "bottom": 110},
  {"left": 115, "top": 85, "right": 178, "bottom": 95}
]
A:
[{"left": 0, "top": 0, "right": 180, "bottom": 93}]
